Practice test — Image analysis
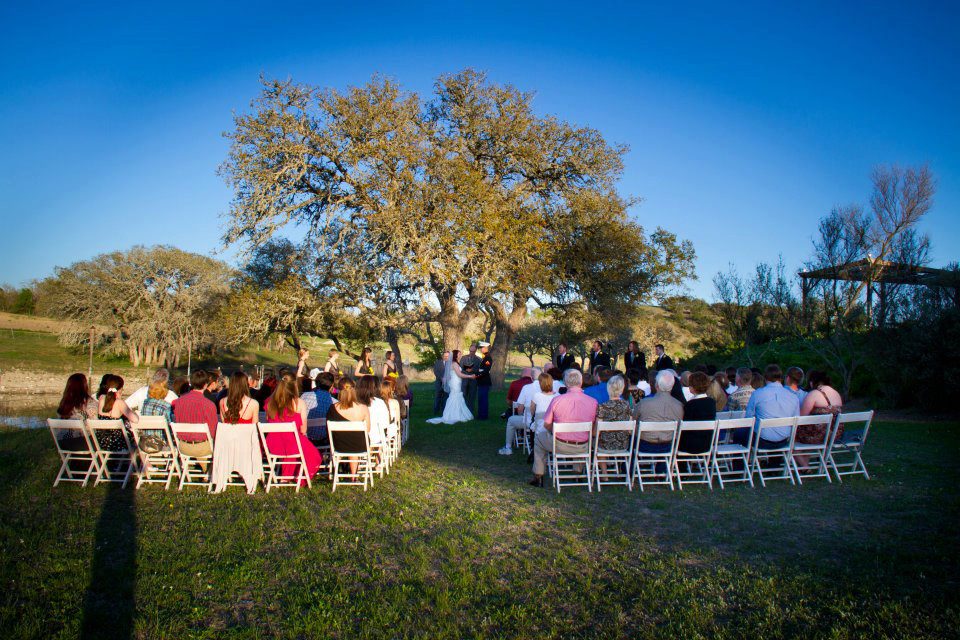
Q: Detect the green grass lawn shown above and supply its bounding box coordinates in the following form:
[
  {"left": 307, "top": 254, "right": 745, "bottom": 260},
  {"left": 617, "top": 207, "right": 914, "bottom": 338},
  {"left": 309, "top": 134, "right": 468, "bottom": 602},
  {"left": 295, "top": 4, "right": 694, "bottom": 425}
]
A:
[{"left": 0, "top": 384, "right": 958, "bottom": 638}]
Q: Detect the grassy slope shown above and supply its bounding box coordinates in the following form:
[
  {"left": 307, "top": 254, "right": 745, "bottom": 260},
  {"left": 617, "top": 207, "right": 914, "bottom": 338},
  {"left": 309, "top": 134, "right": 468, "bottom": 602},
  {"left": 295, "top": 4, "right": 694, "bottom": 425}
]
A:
[{"left": 0, "top": 384, "right": 958, "bottom": 639}]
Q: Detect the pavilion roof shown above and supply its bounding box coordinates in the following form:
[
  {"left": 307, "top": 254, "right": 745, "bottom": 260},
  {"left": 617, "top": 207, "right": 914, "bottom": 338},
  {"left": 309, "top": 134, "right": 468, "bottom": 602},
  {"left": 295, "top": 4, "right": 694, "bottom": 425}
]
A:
[{"left": 798, "top": 258, "right": 960, "bottom": 288}]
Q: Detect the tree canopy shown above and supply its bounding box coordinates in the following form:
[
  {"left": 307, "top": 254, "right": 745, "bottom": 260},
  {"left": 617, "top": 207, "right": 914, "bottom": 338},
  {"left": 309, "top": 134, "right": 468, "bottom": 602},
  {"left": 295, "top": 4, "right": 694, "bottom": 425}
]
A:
[{"left": 221, "top": 69, "right": 695, "bottom": 384}]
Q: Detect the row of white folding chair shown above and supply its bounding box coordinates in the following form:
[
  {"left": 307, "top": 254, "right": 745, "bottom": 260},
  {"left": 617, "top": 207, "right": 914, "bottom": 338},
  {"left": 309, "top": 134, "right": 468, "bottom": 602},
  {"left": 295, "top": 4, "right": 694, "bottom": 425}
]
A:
[{"left": 48, "top": 418, "right": 134, "bottom": 488}]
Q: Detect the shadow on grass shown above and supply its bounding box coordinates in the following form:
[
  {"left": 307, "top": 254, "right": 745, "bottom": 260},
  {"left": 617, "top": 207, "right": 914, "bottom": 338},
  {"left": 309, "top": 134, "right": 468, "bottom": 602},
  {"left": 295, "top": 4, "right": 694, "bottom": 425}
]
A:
[{"left": 80, "top": 482, "right": 136, "bottom": 639}]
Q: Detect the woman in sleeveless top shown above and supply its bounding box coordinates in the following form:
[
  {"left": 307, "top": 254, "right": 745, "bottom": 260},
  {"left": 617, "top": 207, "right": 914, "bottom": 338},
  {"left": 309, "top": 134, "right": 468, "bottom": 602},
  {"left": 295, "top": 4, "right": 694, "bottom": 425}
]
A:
[
  {"left": 326, "top": 378, "right": 371, "bottom": 475},
  {"left": 264, "top": 378, "right": 321, "bottom": 485},
  {"left": 324, "top": 349, "right": 341, "bottom": 376},
  {"left": 380, "top": 377, "right": 402, "bottom": 441},
  {"left": 796, "top": 370, "right": 844, "bottom": 471},
  {"left": 219, "top": 371, "right": 260, "bottom": 424},
  {"left": 381, "top": 350, "right": 399, "bottom": 379},
  {"left": 95, "top": 374, "right": 138, "bottom": 451},
  {"left": 354, "top": 347, "right": 374, "bottom": 377},
  {"left": 56, "top": 373, "right": 98, "bottom": 450}
]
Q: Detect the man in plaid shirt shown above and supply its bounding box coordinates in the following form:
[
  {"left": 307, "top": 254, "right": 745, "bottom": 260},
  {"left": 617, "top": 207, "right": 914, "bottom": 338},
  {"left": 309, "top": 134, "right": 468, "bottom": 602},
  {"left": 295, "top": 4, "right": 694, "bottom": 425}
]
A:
[
  {"left": 301, "top": 371, "right": 335, "bottom": 443},
  {"left": 172, "top": 370, "right": 219, "bottom": 456}
]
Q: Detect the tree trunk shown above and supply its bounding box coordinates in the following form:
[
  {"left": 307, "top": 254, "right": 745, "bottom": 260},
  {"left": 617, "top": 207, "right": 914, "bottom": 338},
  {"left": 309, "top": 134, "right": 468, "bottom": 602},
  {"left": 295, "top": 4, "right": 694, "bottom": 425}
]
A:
[
  {"left": 385, "top": 327, "right": 404, "bottom": 376},
  {"left": 436, "top": 290, "right": 477, "bottom": 352},
  {"left": 488, "top": 295, "right": 528, "bottom": 388},
  {"left": 129, "top": 343, "right": 140, "bottom": 367}
]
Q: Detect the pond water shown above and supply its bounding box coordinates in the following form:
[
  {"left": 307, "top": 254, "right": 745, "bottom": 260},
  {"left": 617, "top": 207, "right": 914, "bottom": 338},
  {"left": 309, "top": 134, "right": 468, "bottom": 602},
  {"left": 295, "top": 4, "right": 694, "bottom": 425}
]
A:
[{"left": 0, "top": 394, "right": 59, "bottom": 429}]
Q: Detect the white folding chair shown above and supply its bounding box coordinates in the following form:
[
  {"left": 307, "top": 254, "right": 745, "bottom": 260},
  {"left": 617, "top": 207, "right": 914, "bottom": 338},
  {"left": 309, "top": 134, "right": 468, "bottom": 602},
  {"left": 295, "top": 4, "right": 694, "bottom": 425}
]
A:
[
  {"left": 790, "top": 414, "right": 835, "bottom": 484},
  {"left": 712, "top": 418, "right": 754, "bottom": 488},
  {"left": 130, "top": 415, "right": 179, "bottom": 489},
  {"left": 86, "top": 419, "right": 136, "bottom": 487},
  {"left": 592, "top": 421, "right": 636, "bottom": 491},
  {"left": 169, "top": 422, "right": 214, "bottom": 491},
  {"left": 750, "top": 417, "right": 798, "bottom": 487},
  {"left": 401, "top": 400, "right": 411, "bottom": 444},
  {"left": 369, "top": 417, "right": 390, "bottom": 477},
  {"left": 550, "top": 422, "right": 593, "bottom": 492},
  {"left": 633, "top": 421, "right": 678, "bottom": 491},
  {"left": 48, "top": 418, "right": 99, "bottom": 487},
  {"left": 826, "top": 411, "right": 874, "bottom": 482},
  {"left": 328, "top": 421, "right": 373, "bottom": 491},
  {"left": 673, "top": 420, "right": 718, "bottom": 489},
  {"left": 716, "top": 410, "right": 745, "bottom": 420},
  {"left": 306, "top": 417, "right": 331, "bottom": 477},
  {"left": 257, "top": 422, "right": 311, "bottom": 492}
]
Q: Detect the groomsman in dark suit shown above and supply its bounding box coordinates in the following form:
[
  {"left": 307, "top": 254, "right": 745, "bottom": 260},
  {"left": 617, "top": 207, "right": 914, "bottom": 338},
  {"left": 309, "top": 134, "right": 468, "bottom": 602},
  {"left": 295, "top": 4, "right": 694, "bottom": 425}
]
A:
[
  {"left": 554, "top": 342, "right": 575, "bottom": 372},
  {"left": 588, "top": 340, "right": 611, "bottom": 374},
  {"left": 652, "top": 344, "right": 674, "bottom": 371},
  {"left": 623, "top": 340, "right": 646, "bottom": 372}
]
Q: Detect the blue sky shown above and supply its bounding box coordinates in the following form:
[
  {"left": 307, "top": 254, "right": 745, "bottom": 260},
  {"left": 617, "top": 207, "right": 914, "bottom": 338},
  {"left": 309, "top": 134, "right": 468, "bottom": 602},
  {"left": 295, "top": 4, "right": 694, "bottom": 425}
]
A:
[{"left": 1, "top": 1, "right": 957, "bottom": 301}]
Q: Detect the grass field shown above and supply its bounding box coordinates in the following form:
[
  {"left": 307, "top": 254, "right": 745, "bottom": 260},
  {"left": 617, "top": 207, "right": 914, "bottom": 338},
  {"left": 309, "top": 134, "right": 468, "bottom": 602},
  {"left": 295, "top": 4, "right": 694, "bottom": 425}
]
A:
[{"left": 1, "top": 384, "right": 958, "bottom": 638}]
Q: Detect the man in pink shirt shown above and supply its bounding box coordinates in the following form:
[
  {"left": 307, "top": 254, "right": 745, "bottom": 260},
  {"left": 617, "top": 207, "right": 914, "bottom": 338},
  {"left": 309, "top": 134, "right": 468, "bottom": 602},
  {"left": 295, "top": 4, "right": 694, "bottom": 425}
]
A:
[{"left": 529, "top": 369, "right": 597, "bottom": 487}]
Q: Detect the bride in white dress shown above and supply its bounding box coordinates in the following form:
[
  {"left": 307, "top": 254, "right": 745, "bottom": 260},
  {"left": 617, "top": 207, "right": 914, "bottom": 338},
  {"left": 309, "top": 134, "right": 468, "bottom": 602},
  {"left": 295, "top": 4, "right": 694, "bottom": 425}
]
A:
[{"left": 427, "top": 350, "right": 476, "bottom": 424}]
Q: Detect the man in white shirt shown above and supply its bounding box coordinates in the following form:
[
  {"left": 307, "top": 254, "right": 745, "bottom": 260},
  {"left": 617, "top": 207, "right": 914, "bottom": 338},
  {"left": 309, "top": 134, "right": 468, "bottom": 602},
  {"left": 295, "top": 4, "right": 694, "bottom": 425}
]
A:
[
  {"left": 125, "top": 367, "right": 178, "bottom": 413},
  {"left": 499, "top": 368, "right": 541, "bottom": 455}
]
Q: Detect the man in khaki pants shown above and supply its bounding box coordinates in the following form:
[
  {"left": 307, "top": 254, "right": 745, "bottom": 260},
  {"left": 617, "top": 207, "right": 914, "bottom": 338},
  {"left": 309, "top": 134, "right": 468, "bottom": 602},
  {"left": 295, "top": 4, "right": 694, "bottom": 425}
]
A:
[{"left": 529, "top": 369, "right": 598, "bottom": 487}]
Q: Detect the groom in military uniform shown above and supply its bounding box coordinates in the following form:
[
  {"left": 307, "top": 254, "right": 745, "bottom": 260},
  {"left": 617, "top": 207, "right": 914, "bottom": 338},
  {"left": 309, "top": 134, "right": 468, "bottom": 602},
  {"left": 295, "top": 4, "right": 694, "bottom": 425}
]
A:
[{"left": 476, "top": 341, "right": 493, "bottom": 420}]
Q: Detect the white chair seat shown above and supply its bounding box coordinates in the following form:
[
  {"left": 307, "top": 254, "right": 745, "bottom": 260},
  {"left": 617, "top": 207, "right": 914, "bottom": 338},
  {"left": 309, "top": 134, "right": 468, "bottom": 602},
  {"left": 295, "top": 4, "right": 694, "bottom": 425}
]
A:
[{"left": 716, "top": 444, "right": 749, "bottom": 454}]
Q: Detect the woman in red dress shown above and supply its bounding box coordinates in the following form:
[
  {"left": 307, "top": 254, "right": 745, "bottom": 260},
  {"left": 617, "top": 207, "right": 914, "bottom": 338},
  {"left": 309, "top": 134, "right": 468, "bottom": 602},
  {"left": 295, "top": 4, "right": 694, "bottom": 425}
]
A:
[{"left": 265, "top": 377, "right": 322, "bottom": 485}]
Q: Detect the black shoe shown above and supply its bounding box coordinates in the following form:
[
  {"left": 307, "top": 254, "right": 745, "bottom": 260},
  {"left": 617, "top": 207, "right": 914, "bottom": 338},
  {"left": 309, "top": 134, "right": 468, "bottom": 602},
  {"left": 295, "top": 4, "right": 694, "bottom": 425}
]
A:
[
  {"left": 499, "top": 411, "right": 509, "bottom": 419},
  {"left": 528, "top": 476, "right": 544, "bottom": 488}
]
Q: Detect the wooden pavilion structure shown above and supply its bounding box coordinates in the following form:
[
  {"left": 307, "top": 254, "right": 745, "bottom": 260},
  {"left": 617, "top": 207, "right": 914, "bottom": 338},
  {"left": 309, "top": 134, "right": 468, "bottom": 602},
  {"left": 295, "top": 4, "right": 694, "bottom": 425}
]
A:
[{"left": 798, "top": 258, "right": 960, "bottom": 326}]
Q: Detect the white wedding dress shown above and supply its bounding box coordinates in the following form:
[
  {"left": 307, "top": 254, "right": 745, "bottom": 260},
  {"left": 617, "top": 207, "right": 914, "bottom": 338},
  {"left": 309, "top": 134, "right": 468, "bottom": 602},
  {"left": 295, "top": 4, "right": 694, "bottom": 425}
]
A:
[{"left": 427, "top": 364, "right": 474, "bottom": 425}]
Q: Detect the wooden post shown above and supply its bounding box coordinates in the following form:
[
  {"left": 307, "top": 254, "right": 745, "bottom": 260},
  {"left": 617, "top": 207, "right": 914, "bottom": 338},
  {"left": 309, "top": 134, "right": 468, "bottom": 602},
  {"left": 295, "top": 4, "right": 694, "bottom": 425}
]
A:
[
  {"left": 187, "top": 340, "right": 192, "bottom": 377},
  {"left": 88, "top": 326, "right": 94, "bottom": 382}
]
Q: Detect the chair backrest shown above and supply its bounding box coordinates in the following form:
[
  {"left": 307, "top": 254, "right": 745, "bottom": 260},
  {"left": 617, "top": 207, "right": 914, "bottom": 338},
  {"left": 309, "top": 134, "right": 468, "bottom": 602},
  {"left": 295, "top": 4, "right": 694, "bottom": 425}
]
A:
[
  {"left": 134, "top": 415, "right": 169, "bottom": 430},
  {"left": 327, "top": 421, "right": 370, "bottom": 455},
  {"left": 795, "top": 414, "right": 834, "bottom": 444},
  {"left": 256, "top": 421, "right": 299, "bottom": 436},
  {"left": 677, "top": 420, "right": 719, "bottom": 455},
  {"left": 512, "top": 401, "right": 525, "bottom": 415},
  {"left": 130, "top": 415, "right": 173, "bottom": 450},
  {"left": 717, "top": 417, "right": 753, "bottom": 438},
  {"left": 256, "top": 421, "right": 303, "bottom": 460},
  {"left": 169, "top": 422, "right": 213, "bottom": 451},
  {"left": 553, "top": 421, "right": 592, "bottom": 436},
  {"left": 717, "top": 410, "right": 746, "bottom": 420},
  {"left": 47, "top": 418, "right": 93, "bottom": 453},
  {"left": 594, "top": 420, "right": 636, "bottom": 452},
  {"left": 86, "top": 419, "right": 133, "bottom": 452},
  {"left": 754, "top": 416, "right": 797, "bottom": 448},
  {"left": 637, "top": 420, "right": 679, "bottom": 442},
  {"left": 833, "top": 410, "right": 873, "bottom": 444}
]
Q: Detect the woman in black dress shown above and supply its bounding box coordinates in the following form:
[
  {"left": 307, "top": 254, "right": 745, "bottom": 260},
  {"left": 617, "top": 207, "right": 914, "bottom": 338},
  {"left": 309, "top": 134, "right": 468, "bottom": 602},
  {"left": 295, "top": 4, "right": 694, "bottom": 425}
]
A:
[{"left": 679, "top": 372, "right": 716, "bottom": 454}]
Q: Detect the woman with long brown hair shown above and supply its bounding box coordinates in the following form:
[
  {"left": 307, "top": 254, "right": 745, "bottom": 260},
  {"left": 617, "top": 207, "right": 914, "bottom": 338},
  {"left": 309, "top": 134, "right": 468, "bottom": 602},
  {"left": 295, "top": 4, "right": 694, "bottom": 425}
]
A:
[
  {"left": 57, "top": 373, "right": 97, "bottom": 421},
  {"left": 264, "top": 377, "right": 321, "bottom": 485},
  {"left": 327, "top": 377, "right": 371, "bottom": 475},
  {"left": 354, "top": 347, "right": 374, "bottom": 377},
  {"left": 218, "top": 371, "right": 259, "bottom": 424}
]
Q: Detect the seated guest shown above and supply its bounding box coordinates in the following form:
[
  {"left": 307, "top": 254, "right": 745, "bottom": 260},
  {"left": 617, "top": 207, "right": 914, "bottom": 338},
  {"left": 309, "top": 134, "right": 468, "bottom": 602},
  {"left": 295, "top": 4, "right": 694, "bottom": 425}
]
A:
[
  {"left": 171, "top": 370, "right": 218, "bottom": 458},
  {"left": 528, "top": 369, "right": 597, "bottom": 488},
  {"left": 739, "top": 364, "right": 800, "bottom": 449},
  {"left": 125, "top": 368, "right": 177, "bottom": 413},
  {"left": 706, "top": 378, "right": 728, "bottom": 412},
  {"left": 395, "top": 376, "right": 412, "bottom": 419},
  {"left": 713, "top": 372, "right": 730, "bottom": 397},
  {"left": 95, "top": 374, "right": 139, "bottom": 451},
  {"left": 357, "top": 375, "right": 387, "bottom": 450},
  {"left": 502, "top": 367, "right": 533, "bottom": 419},
  {"left": 55, "top": 373, "right": 98, "bottom": 450},
  {"left": 727, "top": 368, "right": 755, "bottom": 411},
  {"left": 596, "top": 375, "right": 633, "bottom": 477},
  {"left": 171, "top": 375, "right": 191, "bottom": 397},
  {"left": 751, "top": 370, "right": 765, "bottom": 390},
  {"left": 529, "top": 372, "right": 558, "bottom": 432},
  {"left": 219, "top": 371, "right": 260, "bottom": 424},
  {"left": 327, "top": 378, "right": 371, "bottom": 475},
  {"left": 725, "top": 367, "right": 738, "bottom": 394},
  {"left": 499, "top": 368, "right": 542, "bottom": 455},
  {"left": 796, "top": 370, "right": 844, "bottom": 471},
  {"left": 202, "top": 371, "right": 220, "bottom": 406},
  {"left": 380, "top": 377, "right": 402, "bottom": 442},
  {"left": 255, "top": 371, "right": 278, "bottom": 404},
  {"left": 679, "top": 371, "right": 694, "bottom": 401},
  {"left": 637, "top": 371, "right": 684, "bottom": 454},
  {"left": 584, "top": 368, "right": 613, "bottom": 403},
  {"left": 141, "top": 376, "right": 175, "bottom": 423},
  {"left": 678, "top": 372, "right": 716, "bottom": 454},
  {"left": 785, "top": 367, "right": 807, "bottom": 403},
  {"left": 625, "top": 368, "right": 649, "bottom": 414},
  {"left": 546, "top": 368, "right": 565, "bottom": 392},
  {"left": 302, "top": 371, "right": 335, "bottom": 444},
  {"left": 57, "top": 372, "right": 98, "bottom": 421},
  {"left": 265, "top": 377, "right": 321, "bottom": 484}
]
